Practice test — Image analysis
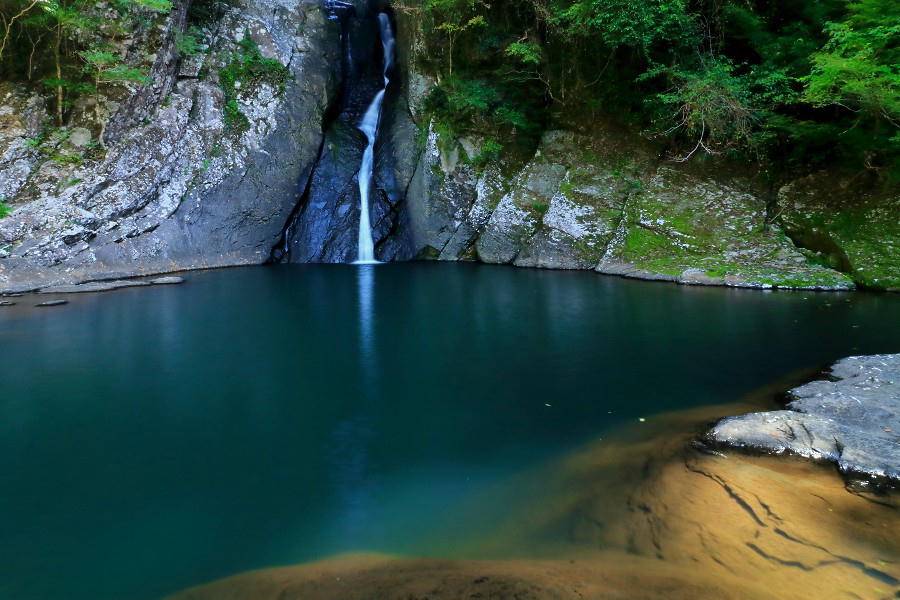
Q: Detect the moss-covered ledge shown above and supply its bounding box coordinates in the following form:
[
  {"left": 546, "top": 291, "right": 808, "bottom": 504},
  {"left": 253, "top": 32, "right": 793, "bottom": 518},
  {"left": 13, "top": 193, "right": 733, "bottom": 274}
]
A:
[{"left": 778, "top": 174, "right": 900, "bottom": 292}]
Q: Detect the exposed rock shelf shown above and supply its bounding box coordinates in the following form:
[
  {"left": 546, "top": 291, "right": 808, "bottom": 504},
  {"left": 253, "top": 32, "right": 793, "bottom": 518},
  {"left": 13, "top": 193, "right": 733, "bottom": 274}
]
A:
[{"left": 708, "top": 354, "right": 900, "bottom": 484}]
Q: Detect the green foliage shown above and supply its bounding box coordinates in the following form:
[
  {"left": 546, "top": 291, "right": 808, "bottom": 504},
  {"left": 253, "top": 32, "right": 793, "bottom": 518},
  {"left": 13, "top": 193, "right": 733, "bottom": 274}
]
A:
[
  {"left": 423, "top": 0, "right": 490, "bottom": 75},
  {"left": 504, "top": 41, "right": 541, "bottom": 66},
  {"left": 176, "top": 27, "right": 204, "bottom": 57},
  {"left": 471, "top": 138, "right": 503, "bottom": 168},
  {"left": 644, "top": 56, "right": 756, "bottom": 159},
  {"left": 219, "top": 33, "right": 289, "bottom": 131},
  {"left": 50, "top": 151, "right": 83, "bottom": 165},
  {"left": 1, "top": 0, "right": 172, "bottom": 127},
  {"left": 417, "top": 0, "right": 900, "bottom": 181},
  {"left": 551, "top": 0, "right": 697, "bottom": 51},
  {"left": 80, "top": 49, "right": 151, "bottom": 85},
  {"left": 0, "top": 197, "right": 11, "bottom": 219},
  {"left": 426, "top": 78, "right": 536, "bottom": 134},
  {"left": 131, "top": 0, "right": 172, "bottom": 12},
  {"left": 800, "top": 0, "right": 900, "bottom": 176}
]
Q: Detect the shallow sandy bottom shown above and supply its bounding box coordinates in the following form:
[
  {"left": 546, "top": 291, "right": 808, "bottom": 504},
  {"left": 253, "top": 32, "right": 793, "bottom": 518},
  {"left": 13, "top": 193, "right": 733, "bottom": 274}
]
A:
[{"left": 169, "top": 390, "right": 900, "bottom": 600}]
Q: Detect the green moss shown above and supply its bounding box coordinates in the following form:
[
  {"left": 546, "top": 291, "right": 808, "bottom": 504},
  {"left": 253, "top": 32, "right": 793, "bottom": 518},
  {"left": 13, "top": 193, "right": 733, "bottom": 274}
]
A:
[
  {"left": 219, "top": 33, "right": 290, "bottom": 132},
  {"left": 604, "top": 172, "right": 858, "bottom": 289},
  {"left": 781, "top": 195, "right": 900, "bottom": 290},
  {"left": 469, "top": 138, "right": 503, "bottom": 171},
  {"left": 531, "top": 200, "right": 549, "bottom": 216},
  {"left": 416, "top": 245, "right": 442, "bottom": 260}
]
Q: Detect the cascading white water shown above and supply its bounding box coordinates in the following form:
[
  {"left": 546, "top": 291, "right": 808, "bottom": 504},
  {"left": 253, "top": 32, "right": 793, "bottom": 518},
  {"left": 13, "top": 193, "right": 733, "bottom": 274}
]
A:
[{"left": 354, "top": 13, "right": 395, "bottom": 265}]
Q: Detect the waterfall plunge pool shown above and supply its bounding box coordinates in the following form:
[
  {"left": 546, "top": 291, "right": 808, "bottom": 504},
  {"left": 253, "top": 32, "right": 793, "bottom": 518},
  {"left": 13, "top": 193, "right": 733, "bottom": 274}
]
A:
[{"left": 1, "top": 263, "right": 898, "bottom": 599}]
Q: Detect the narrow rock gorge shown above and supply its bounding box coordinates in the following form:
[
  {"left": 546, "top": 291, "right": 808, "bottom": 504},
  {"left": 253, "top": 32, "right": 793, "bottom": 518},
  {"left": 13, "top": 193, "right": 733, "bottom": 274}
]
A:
[{"left": 0, "top": 0, "right": 897, "bottom": 293}]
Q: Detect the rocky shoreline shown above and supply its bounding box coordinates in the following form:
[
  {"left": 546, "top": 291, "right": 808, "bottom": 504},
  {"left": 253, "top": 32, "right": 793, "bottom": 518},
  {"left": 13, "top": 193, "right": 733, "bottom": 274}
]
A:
[
  {"left": 0, "top": 1, "right": 897, "bottom": 294},
  {"left": 707, "top": 353, "right": 900, "bottom": 487}
]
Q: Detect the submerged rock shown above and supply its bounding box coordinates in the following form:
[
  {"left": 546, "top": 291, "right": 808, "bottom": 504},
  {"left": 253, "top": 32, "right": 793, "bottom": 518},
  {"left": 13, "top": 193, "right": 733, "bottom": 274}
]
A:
[
  {"left": 35, "top": 300, "right": 68, "bottom": 307},
  {"left": 708, "top": 354, "right": 900, "bottom": 484},
  {"left": 149, "top": 276, "right": 185, "bottom": 285},
  {"left": 39, "top": 280, "right": 150, "bottom": 294},
  {"left": 168, "top": 401, "right": 900, "bottom": 600}
]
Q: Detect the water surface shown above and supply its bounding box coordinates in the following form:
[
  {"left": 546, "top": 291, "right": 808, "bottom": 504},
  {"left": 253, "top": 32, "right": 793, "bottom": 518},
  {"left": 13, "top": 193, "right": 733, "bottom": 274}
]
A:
[{"left": 1, "top": 264, "right": 898, "bottom": 599}]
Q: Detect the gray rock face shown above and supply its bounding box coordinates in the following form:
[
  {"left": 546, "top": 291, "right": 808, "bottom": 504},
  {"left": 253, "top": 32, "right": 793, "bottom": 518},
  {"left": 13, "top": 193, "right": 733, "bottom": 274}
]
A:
[
  {"left": 0, "top": 1, "right": 893, "bottom": 291},
  {"left": 0, "top": 85, "right": 45, "bottom": 201},
  {"left": 708, "top": 354, "right": 900, "bottom": 484},
  {"left": 0, "top": 0, "right": 339, "bottom": 294},
  {"left": 395, "top": 123, "right": 853, "bottom": 289}
]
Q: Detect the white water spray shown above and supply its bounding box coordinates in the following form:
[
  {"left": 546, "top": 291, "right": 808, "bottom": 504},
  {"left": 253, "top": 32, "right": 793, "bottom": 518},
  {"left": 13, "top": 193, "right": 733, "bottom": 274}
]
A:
[{"left": 354, "top": 13, "right": 395, "bottom": 265}]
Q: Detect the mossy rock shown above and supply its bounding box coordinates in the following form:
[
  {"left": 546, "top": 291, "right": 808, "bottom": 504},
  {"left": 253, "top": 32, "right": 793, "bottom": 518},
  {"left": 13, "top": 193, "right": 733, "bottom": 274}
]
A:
[
  {"left": 778, "top": 174, "right": 900, "bottom": 291},
  {"left": 599, "top": 168, "right": 854, "bottom": 290}
]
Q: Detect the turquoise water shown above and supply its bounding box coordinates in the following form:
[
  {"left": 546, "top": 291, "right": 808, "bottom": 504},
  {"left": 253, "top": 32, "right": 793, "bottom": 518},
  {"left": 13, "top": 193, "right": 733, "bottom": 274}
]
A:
[{"left": 1, "top": 264, "right": 897, "bottom": 599}]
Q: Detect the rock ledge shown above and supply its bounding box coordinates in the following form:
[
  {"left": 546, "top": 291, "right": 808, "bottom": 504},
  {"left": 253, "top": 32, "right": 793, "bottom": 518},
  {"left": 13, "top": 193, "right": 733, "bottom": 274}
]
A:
[{"left": 708, "top": 354, "right": 900, "bottom": 484}]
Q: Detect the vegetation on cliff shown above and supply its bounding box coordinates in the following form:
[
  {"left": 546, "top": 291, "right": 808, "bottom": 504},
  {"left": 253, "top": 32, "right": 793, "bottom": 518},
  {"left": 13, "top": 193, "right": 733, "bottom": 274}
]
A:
[
  {"left": 411, "top": 0, "right": 900, "bottom": 184},
  {"left": 0, "top": 0, "right": 182, "bottom": 127}
]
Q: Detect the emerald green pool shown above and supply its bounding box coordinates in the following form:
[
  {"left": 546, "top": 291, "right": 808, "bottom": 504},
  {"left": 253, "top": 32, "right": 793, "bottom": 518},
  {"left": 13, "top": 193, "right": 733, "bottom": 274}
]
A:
[{"left": 1, "top": 264, "right": 897, "bottom": 599}]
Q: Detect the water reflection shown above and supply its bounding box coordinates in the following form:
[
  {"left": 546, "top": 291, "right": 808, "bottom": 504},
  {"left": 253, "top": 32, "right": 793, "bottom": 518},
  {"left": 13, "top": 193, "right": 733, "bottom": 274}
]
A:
[{"left": 324, "top": 264, "right": 380, "bottom": 546}]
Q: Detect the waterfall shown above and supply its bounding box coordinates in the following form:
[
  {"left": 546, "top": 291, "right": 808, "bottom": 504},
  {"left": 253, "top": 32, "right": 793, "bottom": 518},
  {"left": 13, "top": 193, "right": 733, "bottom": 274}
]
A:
[{"left": 353, "top": 13, "right": 395, "bottom": 265}]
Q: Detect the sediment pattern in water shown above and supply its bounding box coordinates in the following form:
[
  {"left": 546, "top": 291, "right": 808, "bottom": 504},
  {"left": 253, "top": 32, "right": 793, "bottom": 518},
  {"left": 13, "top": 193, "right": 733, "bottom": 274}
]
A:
[{"left": 171, "top": 401, "right": 900, "bottom": 600}]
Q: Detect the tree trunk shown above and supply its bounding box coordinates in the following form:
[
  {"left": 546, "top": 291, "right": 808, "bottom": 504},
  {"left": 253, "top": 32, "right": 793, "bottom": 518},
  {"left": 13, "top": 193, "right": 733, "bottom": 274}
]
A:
[{"left": 55, "top": 23, "right": 63, "bottom": 125}]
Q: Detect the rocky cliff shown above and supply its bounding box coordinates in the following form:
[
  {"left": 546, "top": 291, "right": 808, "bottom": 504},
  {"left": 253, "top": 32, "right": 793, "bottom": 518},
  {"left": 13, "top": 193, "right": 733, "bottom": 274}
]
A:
[
  {"left": 0, "top": 0, "right": 338, "bottom": 293},
  {"left": 0, "top": 0, "right": 897, "bottom": 293},
  {"left": 382, "top": 9, "right": 899, "bottom": 291}
]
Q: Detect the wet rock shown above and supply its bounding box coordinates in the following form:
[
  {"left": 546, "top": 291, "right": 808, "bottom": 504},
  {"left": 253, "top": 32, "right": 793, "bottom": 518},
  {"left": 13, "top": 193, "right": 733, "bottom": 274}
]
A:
[
  {"left": 150, "top": 276, "right": 184, "bottom": 285},
  {"left": 708, "top": 354, "right": 900, "bottom": 483},
  {"left": 284, "top": 121, "right": 367, "bottom": 263},
  {"left": 282, "top": 5, "right": 410, "bottom": 264},
  {"left": 0, "top": 300, "right": 15, "bottom": 306},
  {"left": 38, "top": 280, "right": 150, "bottom": 294},
  {"left": 35, "top": 300, "right": 68, "bottom": 307}
]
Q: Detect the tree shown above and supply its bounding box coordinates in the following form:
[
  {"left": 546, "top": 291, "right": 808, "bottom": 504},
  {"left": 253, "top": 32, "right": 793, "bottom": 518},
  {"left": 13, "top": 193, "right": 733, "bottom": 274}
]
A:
[
  {"left": 0, "top": 0, "right": 41, "bottom": 62},
  {"left": 804, "top": 0, "right": 900, "bottom": 124},
  {"left": 80, "top": 48, "right": 150, "bottom": 143},
  {"left": 423, "top": 0, "right": 489, "bottom": 77}
]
